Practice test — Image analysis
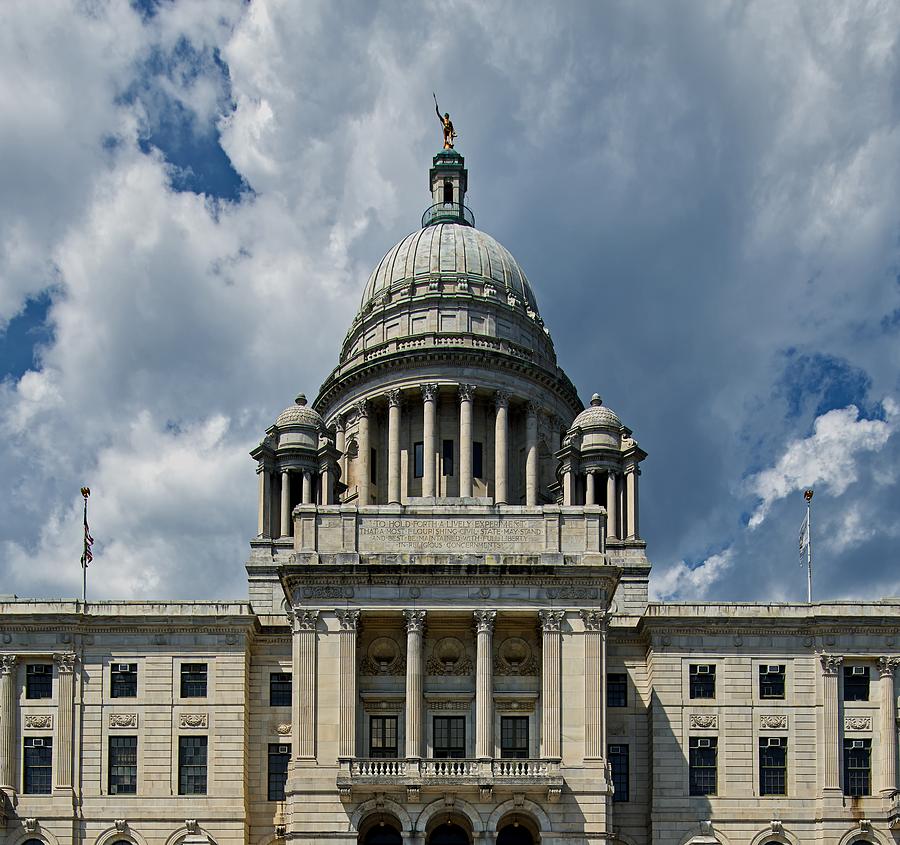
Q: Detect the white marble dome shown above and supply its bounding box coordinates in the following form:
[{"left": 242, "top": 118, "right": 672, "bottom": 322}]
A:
[
  {"left": 572, "top": 394, "right": 622, "bottom": 431},
  {"left": 360, "top": 222, "right": 540, "bottom": 315},
  {"left": 275, "top": 394, "right": 324, "bottom": 429}
]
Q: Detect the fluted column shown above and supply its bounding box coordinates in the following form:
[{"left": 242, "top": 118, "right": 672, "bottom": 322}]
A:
[
  {"left": 387, "top": 389, "right": 402, "bottom": 504},
  {"left": 336, "top": 610, "right": 361, "bottom": 759},
  {"left": 355, "top": 400, "right": 370, "bottom": 505},
  {"left": 820, "top": 653, "right": 843, "bottom": 792},
  {"left": 625, "top": 464, "right": 640, "bottom": 538},
  {"left": 422, "top": 384, "right": 438, "bottom": 497},
  {"left": 474, "top": 610, "right": 496, "bottom": 760},
  {"left": 335, "top": 415, "right": 346, "bottom": 494},
  {"left": 0, "top": 654, "right": 17, "bottom": 794},
  {"left": 539, "top": 610, "right": 564, "bottom": 760},
  {"left": 257, "top": 467, "right": 267, "bottom": 535},
  {"left": 526, "top": 402, "right": 539, "bottom": 506},
  {"left": 292, "top": 609, "right": 319, "bottom": 759},
  {"left": 459, "top": 384, "right": 475, "bottom": 497},
  {"left": 54, "top": 652, "right": 76, "bottom": 791},
  {"left": 580, "top": 612, "right": 605, "bottom": 759},
  {"left": 606, "top": 471, "right": 618, "bottom": 540},
  {"left": 494, "top": 391, "right": 509, "bottom": 504},
  {"left": 280, "top": 470, "right": 291, "bottom": 537},
  {"left": 404, "top": 610, "right": 426, "bottom": 759},
  {"left": 879, "top": 656, "right": 900, "bottom": 796},
  {"left": 585, "top": 471, "right": 596, "bottom": 506}
]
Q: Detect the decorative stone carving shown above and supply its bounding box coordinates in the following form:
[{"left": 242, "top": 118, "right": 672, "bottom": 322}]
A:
[
  {"left": 360, "top": 636, "right": 405, "bottom": 676},
  {"left": 53, "top": 652, "right": 76, "bottom": 673},
  {"left": 275, "top": 724, "right": 292, "bottom": 735},
  {"left": 483, "top": 283, "right": 496, "bottom": 297},
  {"left": 386, "top": 388, "right": 402, "bottom": 408},
  {"left": 404, "top": 609, "right": 426, "bottom": 634},
  {"left": 24, "top": 714, "right": 52, "bottom": 730},
  {"left": 878, "top": 656, "right": 900, "bottom": 677},
  {"left": 473, "top": 609, "right": 496, "bottom": 634},
  {"left": 353, "top": 399, "right": 369, "bottom": 420},
  {"left": 115, "top": 819, "right": 127, "bottom": 833},
  {"left": 292, "top": 609, "right": 320, "bottom": 632},
  {"left": 426, "top": 637, "right": 473, "bottom": 676},
  {"left": 539, "top": 609, "right": 565, "bottom": 632},
  {"left": 0, "top": 654, "right": 16, "bottom": 675},
  {"left": 819, "top": 653, "right": 843, "bottom": 675},
  {"left": 335, "top": 609, "right": 361, "bottom": 632},
  {"left": 302, "top": 586, "right": 353, "bottom": 599},
  {"left": 547, "top": 587, "right": 598, "bottom": 600},
  {"left": 421, "top": 383, "right": 439, "bottom": 403},
  {"left": 760, "top": 714, "right": 787, "bottom": 730},
  {"left": 185, "top": 819, "right": 199, "bottom": 834},
  {"left": 770, "top": 821, "right": 783, "bottom": 835},
  {"left": 25, "top": 818, "right": 37, "bottom": 833},
  {"left": 458, "top": 383, "right": 476, "bottom": 402},
  {"left": 428, "top": 700, "right": 470, "bottom": 711},
  {"left": 180, "top": 714, "right": 208, "bottom": 729},
  {"left": 580, "top": 609, "right": 607, "bottom": 631},
  {"left": 689, "top": 714, "right": 718, "bottom": 730},
  {"left": 494, "top": 390, "right": 510, "bottom": 409},
  {"left": 493, "top": 697, "right": 536, "bottom": 713},
  {"left": 109, "top": 713, "right": 138, "bottom": 729},
  {"left": 494, "top": 637, "right": 539, "bottom": 676},
  {"left": 844, "top": 716, "right": 872, "bottom": 731}
]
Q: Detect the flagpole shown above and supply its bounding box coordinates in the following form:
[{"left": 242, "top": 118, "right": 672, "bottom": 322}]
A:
[
  {"left": 80, "top": 487, "right": 91, "bottom": 603},
  {"left": 804, "top": 489, "right": 814, "bottom": 603}
]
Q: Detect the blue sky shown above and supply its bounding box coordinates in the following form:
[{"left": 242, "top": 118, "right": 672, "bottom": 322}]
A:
[{"left": 1, "top": 0, "right": 899, "bottom": 602}]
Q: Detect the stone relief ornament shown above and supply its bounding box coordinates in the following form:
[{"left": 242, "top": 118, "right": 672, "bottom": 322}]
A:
[
  {"left": 404, "top": 609, "right": 426, "bottom": 634},
  {"left": 335, "top": 609, "right": 361, "bottom": 632},
  {"left": 844, "top": 716, "right": 872, "bottom": 731},
  {"left": 689, "top": 714, "right": 718, "bottom": 730},
  {"left": 54, "top": 652, "right": 77, "bottom": 672},
  {"left": 759, "top": 714, "right": 788, "bottom": 730},
  {"left": 275, "top": 723, "right": 292, "bottom": 735},
  {"left": 538, "top": 610, "right": 565, "bottom": 633},
  {"left": 0, "top": 654, "right": 17, "bottom": 675},
  {"left": 24, "top": 714, "right": 53, "bottom": 729},
  {"left": 292, "top": 608, "right": 320, "bottom": 631},
  {"left": 473, "top": 609, "right": 496, "bottom": 634},
  {"left": 819, "top": 653, "right": 843, "bottom": 675},
  {"left": 878, "top": 655, "right": 900, "bottom": 677},
  {"left": 580, "top": 610, "right": 607, "bottom": 631},
  {"left": 426, "top": 637, "right": 473, "bottom": 676},
  {"left": 180, "top": 714, "right": 209, "bottom": 729},
  {"left": 109, "top": 713, "right": 138, "bottom": 729},
  {"left": 494, "top": 637, "right": 540, "bottom": 676},
  {"left": 360, "top": 636, "right": 405, "bottom": 676}
]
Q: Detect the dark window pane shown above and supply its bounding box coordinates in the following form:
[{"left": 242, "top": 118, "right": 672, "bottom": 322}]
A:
[
  {"left": 111, "top": 663, "right": 138, "bottom": 698},
  {"left": 759, "top": 738, "right": 787, "bottom": 795},
  {"left": 473, "top": 441, "right": 483, "bottom": 479},
  {"left": 689, "top": 737, "right": 717, "bottom": 796},
  {"left": 108, "top": 735, "right": 137, "bottom": 795},
  {"left": 270, "top": 672, "right": 292, "bottom": 707},
  {"left": 25, "top": 664, "right": 52, "bottom": 700},
  {"left": 434, "top": 716, "right": 465, "bottom": 758},
  {"left": 689, "top": 665, "right": 716, "bottom": 699},
  {"left": 500, "top": 717, "right": 528, "bottom": 758},
  {"left": 844, "top": 666, "right": 870, "bottom": 702},
  {"left": 608, "top": 744, "right": 629, "bottom": 802},
  {"left": 442, "top": 440, "right": 454, "bottom": 477},
  {"left": 370, "top": 716, "right": 398, "bottom": 758},
  {"left": 844, "top": 739, "right": 871, "bottom": 796},
  {"left": 268, "top": 743, "right": 291, "bottom": 801},
  {"left": 180, "top": 663, "right": 208, "bottom": 698},
  {"left": 414, "top": 442, "right": 424, "bottom": 479},
  {"left": 759, "top": 664, "right": 786, "bottom": 699},
  {"left": 607, "top": 673, "right": 627, "bottom": 707},
  {"left": 178, "top": 736, "right": 208, "bottom": 795},
  {"left": 23, "top": 737, "right": 52, "bottom": 794}
]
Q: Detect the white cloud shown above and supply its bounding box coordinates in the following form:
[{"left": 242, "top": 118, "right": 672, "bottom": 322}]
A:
[{"left": 650, "top": 550, "right": 734, "bottom": 602}]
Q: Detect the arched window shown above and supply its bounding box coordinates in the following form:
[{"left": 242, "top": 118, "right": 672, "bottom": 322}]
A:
[
  {"left": 498, "top": 825, "right": 535, "bottom": 845},
  {"left": 429, "top": 822, "right": 470, "bottom": 845},
  {"left": 363, "top": 827, "right": 402, "bottom": 845},
  {"left": 23, "top": 840, "right": 44, "bottom": 845},
  {"left": 443, "top": 181, "right": 453, "bottom": 204}
]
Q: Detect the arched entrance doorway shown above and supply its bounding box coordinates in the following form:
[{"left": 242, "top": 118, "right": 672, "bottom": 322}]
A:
[
  {"left": 428, "top": 823, "right": 470, "bottom": 845},
  {"left": 498, "top": 826, "right": 534, "bottom": 845},
  {"left": 359, "top": 813, "right": 403, "bottom": 845}
]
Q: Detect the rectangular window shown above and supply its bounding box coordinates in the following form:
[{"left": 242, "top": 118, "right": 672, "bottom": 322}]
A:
[
  {"left": 759, "top": 664, "right": 786, "bottom": 699},
  {"left": 370, "top": 447, "right": 378, "bottom": 485},
  {"left": 844, "top": 739, "right": 872, "bottom": 796},
  {"left": 25, "top": 664, "right": 52, "bottom": 700},
  {"left": 689, "top": 737, "right": 717, "bottom": 796},
  {"left": 267, "top": 743, "right": 291, "bottom": 801},
  {"left": 111, "top": 663, "right": 138, "bottom": 698},
  {"left": 844, "top": 666, "right": 870, "bottom": 701},
  {"left": 414, "top": 442, "right": 424, "bottom": 479},
  {"left": 269, "top": 672, "right": 292, "bottom": 707},
  {"left": 608, "top": 744, "right": 629, "bottom": 802},
  {"left": 442, "top": 439, "right": 454, "bottom": 477},
  {"left": 23, "top": 737, "right": 52, "bottom": 794},
  {"left": 759, "top": 737, "right": 787, "bottom": 795},
  {"left": 689, "top": 664, "right": 716, "bottom": 699},
  {"left": 473, "top": 441, "right": 483, "bottom": 479},
  {"left": 108, "top": 735, "right": 137, "bottom": 795},
  {"left": 178, "top": 736, "right": 208, "bottom": 795},
  {"left": 500, "top": 716, "right": 529, "bottom": 759},
  {"left": 369, "top": 716, "right": 398, "bottom": 758},
  {"left": 607, "top": 673, "right": 628, "bottom": 707},
  {"left": 180, "top": 663, "right": 208, "bottom": 698},
  {"left": 433, "top": 716, "right": 465, "bottom": 758}
]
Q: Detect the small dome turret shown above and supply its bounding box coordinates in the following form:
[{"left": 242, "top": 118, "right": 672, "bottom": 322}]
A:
[
  {"left": 275, "top": 394, "right": 324, "bottom": 429},
  {"left": 571, "top": 394, "right": 622, "bottom": 431}
]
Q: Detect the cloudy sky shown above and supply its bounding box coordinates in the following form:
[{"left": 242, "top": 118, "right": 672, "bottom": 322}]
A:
[{"left": 1, "top": 0, "right": 899, "bottom": 604}]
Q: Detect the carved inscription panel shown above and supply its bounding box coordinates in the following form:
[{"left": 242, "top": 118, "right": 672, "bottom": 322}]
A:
[{"left": 358, "top": 517, "right": 545, "bottom": 553}]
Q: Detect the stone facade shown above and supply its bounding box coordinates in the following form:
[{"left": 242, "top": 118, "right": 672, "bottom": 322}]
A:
[{"left": 1, "top": 149, "right": 899, "bottom": 845}]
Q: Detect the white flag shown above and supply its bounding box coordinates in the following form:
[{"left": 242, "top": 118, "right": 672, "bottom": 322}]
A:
[{"left": 798, "top": 512, "right": 809, "bottom": 564}]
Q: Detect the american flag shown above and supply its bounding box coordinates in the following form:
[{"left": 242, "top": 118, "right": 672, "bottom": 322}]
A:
[{"left": 80, "top": 487, "right": 93, "bottom": 568}]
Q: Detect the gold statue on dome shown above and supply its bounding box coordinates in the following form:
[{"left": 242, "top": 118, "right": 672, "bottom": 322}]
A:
[{"left": 433, "top": 93, "right": 457, "bottom": 149}]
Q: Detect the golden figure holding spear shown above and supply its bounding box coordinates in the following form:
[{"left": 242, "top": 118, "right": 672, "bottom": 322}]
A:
[{"left": 434, "top": 93, "right": 457, "bottom": 149}]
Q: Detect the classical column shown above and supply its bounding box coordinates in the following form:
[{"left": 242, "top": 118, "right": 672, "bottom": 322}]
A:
[
  {"left": 562, "top": 468, "right": 573, "bottom": 506},
  {"left": 355, "top": 400, "right": 370, "bottom": 505},
  {"left": 494, "top": 391, "right": 509, "bottom": 505},
  {"left": 387, "top": 389, "right": 402, "bottom": 504},
  {"left": 302, "top": 470, "right": 312, "bottom": 505},
  {"left": 321, "top": 466, "right": 333, "bottom": 505},
  {"left": 585, "top": 471, "right": 596, "bottom": 506},
  {"left": 539, "top": 610, "right": 565, "bottom": 760},
  {"left": 878, "top": 656, "right": 900, "bottom": 796},
  {"left": 474, "top": 610, "right": 496, "bottom": 760},
  {"left": 625, "top": 464, "right": 640, "bottom": 538},
  {"left": 459, "top": 384, "right": 475, "bottom": 497},
  {"left": 580, "top": 611, "right": 606, "bottom": 760},
  {"left": 280, "top": 470, "right": 291, "bottom": 538},
  {"left": 820, "top": 653, "right": 843, "bottom": 792},
  {"left": 336, "top": 610, "right": 361, "bottom": 759},
  {"left": 292, "top": 609, "right": 319, "bottom": 759},
  {"left": 257, "top": 467, "right": 267, "bottom": 535},
  {"left": 404, "top": 610, "right": 426, "bottom": 759},
  {"left": 335, "top": 414, "right": 346, "bottom": 490},
  {"left": 54, "top": 652, "right": 76, "bottom": 791},
  {"left": 606, "top": 471, "right": 618, "bottom": 540},
  {"left": 422, "top": 384, "right": 438, "bottom": 498},
  {"left": 0, "top": 654, "right": 17, "bottom": 794},
  {"left": 525, "top": 402, "right": 539, "bottom": 506}
]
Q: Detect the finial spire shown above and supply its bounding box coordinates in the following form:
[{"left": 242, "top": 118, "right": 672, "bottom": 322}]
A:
[
  {"left": 295, "top": 393, "right": 307, "bottom": 406},
  {"left": 590, "top": 393, "right": 603, "bottom": 406}
]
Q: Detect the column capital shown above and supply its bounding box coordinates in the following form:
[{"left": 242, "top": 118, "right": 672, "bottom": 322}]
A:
[
  {"left": 473, "top": 610, "right": 496, "bottom": 634},
  {"left": 820, "top": 653, "right": 844, "bottom": 675},
  {"left": 404, "top": 609, "right": 427, "bottom": 634},
  {"left": 421, "top": 383, "right": 439, "bottom": 403},
  {"left": 0, "top": 655, "right": 16, "bottom": 676},
  {"left": 579, "top": 609, "right": 607, "bottom": 631},
  {"left": 335, "top": 609, "right": 361, "bottom": 632},
  {"left": 458, "top": 383, "right": 476, "bottom": 402},
  {"left": 624, "top": 462, "right": 641, "bottom": 476},
  {"left": 53, "top": 652, "right": 77, "bottom": 674},
  {"left": 353, "top": 399, "right": 370, "bottom": 419},
  {"left": 539, "top": 609, "right": 566, "bottom": 633},
  {"left": 526, "top": 400, "right": 540, "bottom": 417},
  {"left": 334, "top": 413, "right": 346, "bottom": 432},
  {"left": 291, "top": 608, "right": 320, "bottom": 632},
  {"left": 494, "top": 390, "right": 510, "bottom": 410},
  {"left": 878, "top": 656, "right": 900, "bottom": 678},
  {"left": 386, "top": 388, "right": 402, "bottom": 408}
]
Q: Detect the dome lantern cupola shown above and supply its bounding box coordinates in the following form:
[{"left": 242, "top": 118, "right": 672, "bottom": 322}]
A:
[{"left": 423, "top": 149, "right": 474, "bottom": 228}]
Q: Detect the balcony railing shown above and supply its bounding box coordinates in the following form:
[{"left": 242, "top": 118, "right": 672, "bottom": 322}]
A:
[{"left": 421, "top": 202, "right": 475, "bottom": 228}]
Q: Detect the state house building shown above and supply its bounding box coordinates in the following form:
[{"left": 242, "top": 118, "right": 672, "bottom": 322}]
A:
[{"left": 1, "top": 147, "right": 899, "bottom": 845}]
